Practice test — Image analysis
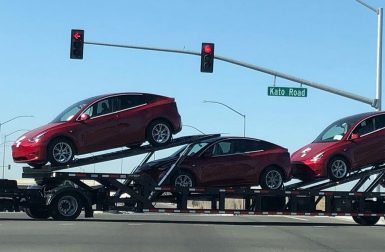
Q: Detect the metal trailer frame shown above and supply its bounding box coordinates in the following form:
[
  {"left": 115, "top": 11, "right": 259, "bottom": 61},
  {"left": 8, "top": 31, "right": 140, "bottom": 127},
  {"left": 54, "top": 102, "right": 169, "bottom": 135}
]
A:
[{"left": 1, "top": 134, "right": 385, "bottom": 225}]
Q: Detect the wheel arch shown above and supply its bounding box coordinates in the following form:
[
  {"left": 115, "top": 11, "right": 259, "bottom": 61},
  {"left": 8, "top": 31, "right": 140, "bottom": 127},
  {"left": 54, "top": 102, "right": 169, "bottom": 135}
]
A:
[
  {"left": 326, "top": 153, "right": 351, "bottom": 171},
  {"left": 47, "top": 187, "right": 91, "bottom": 209},
  {"left": 260, "top": 164, "right": 286, "bottom": 182},
  {"left": 171, "top": 169, "right": 197, "bottom": 186},
  {"left": 146, "top": 117, "right": 175, "bottom": 135},
  {"left": 47, "top": 135, "right": 78, "bottom": 155}
]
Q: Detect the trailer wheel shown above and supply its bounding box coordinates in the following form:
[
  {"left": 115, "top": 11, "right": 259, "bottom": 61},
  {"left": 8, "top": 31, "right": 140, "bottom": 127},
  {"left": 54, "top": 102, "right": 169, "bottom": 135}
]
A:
[
  {"left": 328, "top": 156, "right": 349, "bottom": 181},
  {"left": 50, "top": 192, "right": 83, "bottom": 220},
  {"left": 352, "top": 216, "right": 380, "bottom": 226},
  {"left": 146, "top": 120, "right": 172, "bottom": 146},
  {"left": 260, "top": 166, "right": 284, "bottom": 190},
  {"left": 47, "top": 138, "right": 75, "bottom": 166},
  {"left": 25, "top": 206, "right": 50, "bottom": 219}
]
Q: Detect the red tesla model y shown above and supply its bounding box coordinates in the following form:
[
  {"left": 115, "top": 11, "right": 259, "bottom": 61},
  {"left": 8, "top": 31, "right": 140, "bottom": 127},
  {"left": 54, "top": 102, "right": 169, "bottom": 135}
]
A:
[{"left": 12, "top": 93, "right": 182, "bottom": 167}]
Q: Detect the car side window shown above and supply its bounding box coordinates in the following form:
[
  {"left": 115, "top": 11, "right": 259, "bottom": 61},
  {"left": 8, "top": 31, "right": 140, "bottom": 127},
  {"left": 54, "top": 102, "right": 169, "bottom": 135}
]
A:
[
  {"left": 212, "top": 141, "right": 233, "bottom": 156},
  {"left": 234, "top": 139, "right": 261, "bottom": 153},
  {"left": 352, "top": 118, "right": 375, "bottom": 136},
  {"left": 115, "top": 95, "right": 145, "bottom": 111},
  {"left": 374, "top": 114, "right": 385, "bottom": 130},
  {"left": 83, "top": 98, "right": 113, "bottom": 118}
]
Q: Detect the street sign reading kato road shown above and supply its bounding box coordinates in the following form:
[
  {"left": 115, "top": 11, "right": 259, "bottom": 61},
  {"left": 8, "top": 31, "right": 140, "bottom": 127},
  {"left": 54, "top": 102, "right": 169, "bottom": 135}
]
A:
[{"left": 268, "top": 86, "right": 307, "bottom": 97}]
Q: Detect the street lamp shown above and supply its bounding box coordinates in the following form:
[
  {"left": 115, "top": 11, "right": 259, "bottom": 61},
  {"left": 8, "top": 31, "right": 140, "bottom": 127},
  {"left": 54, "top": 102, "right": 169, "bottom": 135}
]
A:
[
  {"left": 182, "top": 124, "right": 206, "bottom": 135},
  {"left": 203, "top": 100, "right": 246, "bottom": 137},
  {"left": 0, "top": 115, "right": 34, "bottom": 136},
  {"left": 356, "top": 0, "right": 383, "bottom": 110},
  {"left": 2, "top": 129, "right": 29, "bottom": 179}
]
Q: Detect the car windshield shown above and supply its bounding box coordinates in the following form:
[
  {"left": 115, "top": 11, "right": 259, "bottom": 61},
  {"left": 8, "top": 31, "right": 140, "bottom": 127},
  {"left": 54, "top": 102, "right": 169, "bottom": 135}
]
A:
[
  {"left": 313, "top": 117, "right": 357, "bottom": 143},
  {"left": 52, "top": 97, "right": 94, "bottom": 122},
  {"left": 186, "top": 142, "right": 209, "bottom": 156}
]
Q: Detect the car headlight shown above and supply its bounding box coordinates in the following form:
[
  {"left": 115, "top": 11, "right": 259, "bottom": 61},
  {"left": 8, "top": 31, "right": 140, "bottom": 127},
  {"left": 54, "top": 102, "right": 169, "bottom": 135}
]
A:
[
  {"left": 28, "top": 132, "right": 46, "bottom": 143},
  {"left": 15, "top": 136, "right": 26, "bottom": 147},
  {"left": 310, "top": 152, "right": 324, "bottom": 162}
]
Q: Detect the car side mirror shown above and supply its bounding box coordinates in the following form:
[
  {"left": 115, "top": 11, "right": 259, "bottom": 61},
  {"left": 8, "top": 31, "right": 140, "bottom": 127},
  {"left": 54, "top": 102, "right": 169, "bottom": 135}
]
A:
[
  {"left": 79, "top": 114, "right": 90, "bottom": 121},
  {"left": 351, "top": 133, "right": 360, "bottom": 140}
]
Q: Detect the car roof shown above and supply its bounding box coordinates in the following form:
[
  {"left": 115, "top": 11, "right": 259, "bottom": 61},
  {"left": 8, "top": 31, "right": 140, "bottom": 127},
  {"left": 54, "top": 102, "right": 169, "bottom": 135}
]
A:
[
  {"left": 202, "top": 136, "right": 264, "bottom": 143},
  {"left": 91, "top": 92, "right": 168, "bottom": 99},
  {"left": 339, "top": 111, "right": 385, "bottom": 123}
]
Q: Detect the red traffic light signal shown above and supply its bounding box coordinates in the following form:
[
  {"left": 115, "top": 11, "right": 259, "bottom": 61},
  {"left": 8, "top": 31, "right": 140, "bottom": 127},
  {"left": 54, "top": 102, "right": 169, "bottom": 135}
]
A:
[
  {"left": 70, "top": 29, "right": 84, "bottom": 59},
  {"left": 201, "top": 43, "right": 214, "bottom": 73}
]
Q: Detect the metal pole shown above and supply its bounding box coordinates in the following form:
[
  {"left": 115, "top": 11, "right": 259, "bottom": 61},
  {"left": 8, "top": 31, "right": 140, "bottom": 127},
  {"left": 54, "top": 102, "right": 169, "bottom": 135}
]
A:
[
  {"left": 203, "top": 100, "right": 246, "bottom": 137},
  {"left": 376, "top": 8, "right": 383, "bottom": 111},
  {"left": 2, "top": 135, "right": 6, "bottom": 179},
  {"left": 243, "top": 115, "right": 246, "bottom": 138},
  {"left": 86, "top": 41, "right": 375, "bottom": 108}
]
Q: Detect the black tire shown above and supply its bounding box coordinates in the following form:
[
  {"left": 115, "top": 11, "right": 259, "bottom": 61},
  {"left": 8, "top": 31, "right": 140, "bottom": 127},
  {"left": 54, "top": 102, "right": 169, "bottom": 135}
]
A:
[
  {"left": 260, "top": 166, "right": 284, "bottom": 190},
  {"left": 328, "top": 156, "right": 349, "bottom": 181},
  {"left": 146, "top": 120, "right": 172, "bottom": 147},
  {"left": 352, "top": 216, "right": 380, "bottom": 226},
  {"left": 27, "top": 162, "right": 47, "bottom": 169},
  {"left": 172, "top": 171, "right": 195, "bottom": 189},
  {"left": 25, "top": 206, "right": 50, "bottom": 219},
  {"left": 47, "top": 138, "right": 75, "bottom": 166},
  {"left": 50, "top": 192, "right": 83, "bottom": 221}
]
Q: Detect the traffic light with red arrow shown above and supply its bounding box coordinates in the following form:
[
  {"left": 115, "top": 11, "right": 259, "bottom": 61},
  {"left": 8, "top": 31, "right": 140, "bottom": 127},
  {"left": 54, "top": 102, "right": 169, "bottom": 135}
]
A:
[{"left": 70, "top": 29, "right": 84, "bottom": 59}]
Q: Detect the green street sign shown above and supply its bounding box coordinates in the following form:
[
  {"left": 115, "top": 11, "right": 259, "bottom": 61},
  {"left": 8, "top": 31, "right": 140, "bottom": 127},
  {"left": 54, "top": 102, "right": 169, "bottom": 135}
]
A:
[{"left": 268, "top": 86, "right": 307, "bottom": 97}]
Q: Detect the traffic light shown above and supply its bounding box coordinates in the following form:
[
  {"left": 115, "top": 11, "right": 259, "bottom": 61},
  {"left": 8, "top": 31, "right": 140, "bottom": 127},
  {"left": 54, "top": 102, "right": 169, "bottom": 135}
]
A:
[
  {"left": 70, "top": 29, "right": 84, "bottom": 59},
  {"left": 200, "top": 43, "right": 214, "bottom": 73}
]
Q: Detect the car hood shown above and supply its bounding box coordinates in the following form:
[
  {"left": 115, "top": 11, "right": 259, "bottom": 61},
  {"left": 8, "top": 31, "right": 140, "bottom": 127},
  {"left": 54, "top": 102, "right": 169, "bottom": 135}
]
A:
[
  {"left": 17, "top": 122, "right": 65, "bottom": 140},
  {"left": 291, "top": 142, "right": 336, "bottom": 162},
  {"left": 135, "top": 155, "right": 179, "bottom": 173}
]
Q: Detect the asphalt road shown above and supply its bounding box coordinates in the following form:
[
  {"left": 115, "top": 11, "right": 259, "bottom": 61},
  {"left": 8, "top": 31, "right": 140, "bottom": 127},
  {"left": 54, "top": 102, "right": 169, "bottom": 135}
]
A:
[{"left": 0, "top": 212, "right": 384, "bottom": 252}]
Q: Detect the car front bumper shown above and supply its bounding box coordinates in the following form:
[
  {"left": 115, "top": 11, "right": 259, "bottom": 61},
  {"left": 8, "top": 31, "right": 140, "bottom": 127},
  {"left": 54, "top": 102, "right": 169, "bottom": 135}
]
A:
[
  {"left": 291, "top": 160, "right": 327, "bottom": 181},
  {"left": 12, "top": 141, "right": 47, "bottom": 163}
]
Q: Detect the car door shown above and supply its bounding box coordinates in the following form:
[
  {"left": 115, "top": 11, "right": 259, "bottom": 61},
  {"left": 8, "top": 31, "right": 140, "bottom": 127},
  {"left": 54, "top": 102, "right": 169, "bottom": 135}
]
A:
[
  {"left": 193, "top": 139, "right": 255, "bottom": 186},
  {"left": 350, "top": 116, "right": 383, "bottom": 168},
  {"left": 75, "top": 97, "right": 122, "bottom": 153},
  {"left": 114, "top": 94, "right": 147, "bottom": 145}
]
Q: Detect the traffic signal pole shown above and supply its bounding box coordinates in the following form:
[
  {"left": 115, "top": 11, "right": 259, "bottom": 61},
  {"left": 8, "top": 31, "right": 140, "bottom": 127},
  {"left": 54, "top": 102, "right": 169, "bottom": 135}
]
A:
[{"left": 84, "top": 41, "right": 377, "bottom": 109}]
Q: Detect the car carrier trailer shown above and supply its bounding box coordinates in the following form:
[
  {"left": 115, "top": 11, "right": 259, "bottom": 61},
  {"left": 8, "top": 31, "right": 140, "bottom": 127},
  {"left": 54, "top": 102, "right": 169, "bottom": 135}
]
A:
[{"left": 0, "top": 134, "right": 385, "bottom": 225}]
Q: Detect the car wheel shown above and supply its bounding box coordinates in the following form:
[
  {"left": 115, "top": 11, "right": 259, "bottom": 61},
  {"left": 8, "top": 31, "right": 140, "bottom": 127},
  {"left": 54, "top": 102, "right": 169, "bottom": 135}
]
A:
[
  {"left": 172, "top": 171, "right": 195, "bottom": 189},
  {"left": 50, "top": 192, "right": 83, "bottom": 221},
  {"left": 328, "top": 156, "right": 349, "bottom": 181},
  {"left": 352, "top": 216, "right": 380, "bottom": 226},
  {"left": 25, "top": 206, "right": 50, "bottom": 219},
  {"left": 47, "top": 138, "right": 75, "bottom": 166},
  {"left": 147, "top": 120, "right": 172, "bottom": 146},
  {"left": 260, "top": 166, "right": 284, "bottom": 190}
]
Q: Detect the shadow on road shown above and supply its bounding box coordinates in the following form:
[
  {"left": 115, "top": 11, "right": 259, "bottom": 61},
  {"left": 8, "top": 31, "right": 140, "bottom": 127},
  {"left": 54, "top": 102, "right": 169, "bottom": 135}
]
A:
[{"left": 1, "top": 216, "right": 384, "bottom": 227}]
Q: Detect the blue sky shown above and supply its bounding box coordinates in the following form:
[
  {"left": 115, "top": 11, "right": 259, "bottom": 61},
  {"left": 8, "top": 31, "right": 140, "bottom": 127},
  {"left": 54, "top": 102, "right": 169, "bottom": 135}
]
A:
[{"left": 1, "top": 0, "right": 384, "bottom": 179}]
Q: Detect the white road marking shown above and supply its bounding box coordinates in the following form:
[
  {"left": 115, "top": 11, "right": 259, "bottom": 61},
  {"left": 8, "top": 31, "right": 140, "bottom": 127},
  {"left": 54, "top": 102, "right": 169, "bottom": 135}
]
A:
[
  {"left": 59, "top": 223, "right": 74, "bottom": 226},
  {"left": 127, "top": 223, "right": 143, "bottom": 226},
  {"left": 284, "top": 216, "right": 308, "bottom": 221}
]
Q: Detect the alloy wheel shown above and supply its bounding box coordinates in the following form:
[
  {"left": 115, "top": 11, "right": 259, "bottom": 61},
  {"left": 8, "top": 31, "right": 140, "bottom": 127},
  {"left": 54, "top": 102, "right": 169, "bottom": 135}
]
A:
[
  {"left": 152, "top": 123, "right": 171, "bottom": 144},
  {"left": 330, "top": 159, "right": 347, "bottom": 179},
  {"left": 52, "top": 142, "right": 73, "bottom": 164},
  {"left": 265, "top": 170, "right": 283, "bottom": 189},
  {"left": 174, "top": 174, "right": 193, "bottom": 188}
]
